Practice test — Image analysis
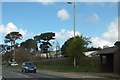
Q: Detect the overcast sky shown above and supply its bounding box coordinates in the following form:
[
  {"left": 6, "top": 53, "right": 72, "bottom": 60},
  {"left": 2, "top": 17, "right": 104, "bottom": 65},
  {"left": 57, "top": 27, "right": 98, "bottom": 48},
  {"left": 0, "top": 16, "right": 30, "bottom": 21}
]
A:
[{"left": 0, "top": 1, "right": 119, "bottom": 48}]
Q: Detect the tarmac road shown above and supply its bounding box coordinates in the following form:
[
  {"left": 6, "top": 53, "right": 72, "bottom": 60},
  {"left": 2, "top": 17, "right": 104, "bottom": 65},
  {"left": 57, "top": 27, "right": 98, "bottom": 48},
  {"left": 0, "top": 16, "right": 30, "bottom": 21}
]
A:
[
  {"left": 2, "top": 68, "right": 64, "bottom": 78},
  {"left": 2, "top": 68, "right": 113, "bottom": 80}
]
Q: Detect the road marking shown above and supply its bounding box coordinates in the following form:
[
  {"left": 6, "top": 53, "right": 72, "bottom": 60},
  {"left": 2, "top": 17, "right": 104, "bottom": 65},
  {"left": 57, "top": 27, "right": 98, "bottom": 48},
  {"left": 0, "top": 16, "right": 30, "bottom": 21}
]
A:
[{"left": 17, "top": 73, "right": 29, "bottom": 78}]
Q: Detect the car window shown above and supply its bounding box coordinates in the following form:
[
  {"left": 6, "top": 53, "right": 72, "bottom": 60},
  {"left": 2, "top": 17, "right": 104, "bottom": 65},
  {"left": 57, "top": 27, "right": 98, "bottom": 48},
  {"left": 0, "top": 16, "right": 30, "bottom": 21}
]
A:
[{"left": 26, "top": 63, "right": 34, "bottom": 66}]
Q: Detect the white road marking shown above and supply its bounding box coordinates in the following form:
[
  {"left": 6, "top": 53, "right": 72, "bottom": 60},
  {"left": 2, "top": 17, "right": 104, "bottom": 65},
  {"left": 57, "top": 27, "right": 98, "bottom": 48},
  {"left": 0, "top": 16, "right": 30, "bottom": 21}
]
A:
[{"left": 17, "top": 73, "right": 30, "bottom": 78}]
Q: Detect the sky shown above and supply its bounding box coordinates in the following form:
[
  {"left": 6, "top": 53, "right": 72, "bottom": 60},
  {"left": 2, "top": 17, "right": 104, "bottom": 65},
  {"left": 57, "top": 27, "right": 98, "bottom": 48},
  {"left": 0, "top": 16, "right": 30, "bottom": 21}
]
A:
[{"left": 0, "top": 1, "right": 119, "bottom": 48}]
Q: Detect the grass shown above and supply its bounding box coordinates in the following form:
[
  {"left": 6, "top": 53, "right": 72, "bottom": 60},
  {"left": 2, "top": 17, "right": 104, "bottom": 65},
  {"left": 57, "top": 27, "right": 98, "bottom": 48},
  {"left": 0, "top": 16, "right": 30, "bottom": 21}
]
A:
[
  {"left": 3, "top": 65, "right": 21, "bottom": 69},
  {"left": 35, "top": 63, "right": 100, "bottom": 73}
]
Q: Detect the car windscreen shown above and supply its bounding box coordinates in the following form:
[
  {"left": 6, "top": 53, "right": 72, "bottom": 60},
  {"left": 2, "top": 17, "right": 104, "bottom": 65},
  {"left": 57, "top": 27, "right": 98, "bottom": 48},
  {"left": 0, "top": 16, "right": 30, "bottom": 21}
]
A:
[{"left": 25, "top": 63, "right": 35, "bottom": 67}]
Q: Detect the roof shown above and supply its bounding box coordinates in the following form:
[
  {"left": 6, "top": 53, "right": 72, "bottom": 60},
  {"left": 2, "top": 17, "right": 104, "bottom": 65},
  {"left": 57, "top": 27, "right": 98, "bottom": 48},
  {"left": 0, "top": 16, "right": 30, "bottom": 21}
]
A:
[
  {"left": 84, "top": 51, "right": 98, "bottom": 57},
  {"left": 97, "top": 46, "right": 118, "bottom": 54}
]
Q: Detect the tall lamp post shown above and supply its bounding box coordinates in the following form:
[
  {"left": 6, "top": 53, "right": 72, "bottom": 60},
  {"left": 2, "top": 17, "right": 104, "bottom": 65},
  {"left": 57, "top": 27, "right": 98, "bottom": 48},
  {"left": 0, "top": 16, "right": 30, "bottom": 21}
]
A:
[{"left": 68, "top": 1, "right": 76, "bottom": 67}]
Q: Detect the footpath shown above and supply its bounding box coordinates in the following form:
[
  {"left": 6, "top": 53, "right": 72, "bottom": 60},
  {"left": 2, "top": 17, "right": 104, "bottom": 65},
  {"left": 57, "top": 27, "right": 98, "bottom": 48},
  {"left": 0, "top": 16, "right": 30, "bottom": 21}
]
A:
[{"left": 38, "top": 70, "right": 120, "bottom": 79}]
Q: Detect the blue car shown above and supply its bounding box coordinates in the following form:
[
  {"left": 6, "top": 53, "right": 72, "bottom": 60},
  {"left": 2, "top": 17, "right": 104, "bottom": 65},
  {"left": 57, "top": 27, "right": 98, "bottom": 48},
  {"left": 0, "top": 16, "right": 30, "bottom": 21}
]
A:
[{"left": 21, "top": 62, "right": 36, "bottom": 73}]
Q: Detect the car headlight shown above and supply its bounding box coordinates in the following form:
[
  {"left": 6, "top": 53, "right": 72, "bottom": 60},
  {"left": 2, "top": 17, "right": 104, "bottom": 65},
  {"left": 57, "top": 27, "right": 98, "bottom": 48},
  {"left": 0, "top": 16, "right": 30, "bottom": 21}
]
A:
[
  {"left": 25, "top": 67, "right": 28, "bottom": 69},
  {"left": 34, "top": 67, "right": 36, "bottom": 69}
]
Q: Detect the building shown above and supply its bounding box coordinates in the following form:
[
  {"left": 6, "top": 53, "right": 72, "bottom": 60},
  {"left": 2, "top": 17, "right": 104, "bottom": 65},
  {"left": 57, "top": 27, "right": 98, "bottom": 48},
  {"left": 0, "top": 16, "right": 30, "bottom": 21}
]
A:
[
  {"left": 98, "top": 41, "right": 120, "bottom": 74},
  {"left": 84, "top": 51, "right": 98, "bottom": 57}
]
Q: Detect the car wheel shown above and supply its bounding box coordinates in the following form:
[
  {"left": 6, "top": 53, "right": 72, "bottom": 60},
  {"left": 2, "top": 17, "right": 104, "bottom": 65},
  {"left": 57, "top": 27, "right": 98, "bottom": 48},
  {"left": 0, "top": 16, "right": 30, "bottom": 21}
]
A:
[
  {"left": 25, "top": 70, "right": 27, "bottom": 73},
  {"left": 34, "top": 70, "right": 36, "bottom": 73},
  {"left": 21, "top": 70, "right": 23, "bottom": 72}
]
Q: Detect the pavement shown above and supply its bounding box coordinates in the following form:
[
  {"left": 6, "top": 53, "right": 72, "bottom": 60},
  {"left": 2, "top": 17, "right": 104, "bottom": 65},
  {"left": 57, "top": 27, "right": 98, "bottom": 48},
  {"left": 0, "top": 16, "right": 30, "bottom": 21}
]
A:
[
  {"left": 38, "top": 70, "right": 120, "bottom": 79},
  {"left": 38, "top": 70, "right": 98, "bottom": 78}
]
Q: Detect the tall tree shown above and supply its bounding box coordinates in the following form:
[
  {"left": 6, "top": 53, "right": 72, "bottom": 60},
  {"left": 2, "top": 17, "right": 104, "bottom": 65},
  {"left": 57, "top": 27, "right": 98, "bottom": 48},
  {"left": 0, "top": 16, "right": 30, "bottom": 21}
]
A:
[
  {"left": 20, "top": 39, "right": 37, "bottom": 52},
  {"left": 34, "top": 32, "right": 55, "bottom": 59},
  {"left": 4, "top": 31, "right": 22, "bottom": 61},
  {"left": 34, "top": 35, "right": 42, "bottom": 51},
  {"left": 40, "top": 32, "right": 55, "bottom": 59},
  {"left": 0, "top": 44, "right": 11, "bottom": 53},
  {"left": 61, "top": 36, "right": 91, "bottom": 66},
  {"left": 114, "top": 41, "right": 120, "bottom": 46}
]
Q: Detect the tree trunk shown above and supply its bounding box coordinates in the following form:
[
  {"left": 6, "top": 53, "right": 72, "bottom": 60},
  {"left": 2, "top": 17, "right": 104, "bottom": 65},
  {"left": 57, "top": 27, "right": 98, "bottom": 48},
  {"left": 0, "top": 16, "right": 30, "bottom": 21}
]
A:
[
  {"left": 13, "top": 40, "right": 16, "bottom": 62},
  {"left": 46, "top": 53, "right": 49, "bottom": 59},
  {"left": 73, "top": 57, "right": 76, "bottom": 67}
]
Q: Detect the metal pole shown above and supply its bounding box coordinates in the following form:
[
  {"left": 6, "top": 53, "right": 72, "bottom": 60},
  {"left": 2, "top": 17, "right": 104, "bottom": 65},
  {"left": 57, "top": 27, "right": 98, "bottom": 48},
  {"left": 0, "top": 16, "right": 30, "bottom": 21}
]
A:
[
  {"left": 74, "top": 1, "right": 76, "bottom": 41},
  {"left": 73, "top": 1, "right": 76, "bottom": 67},
  {"left": 67, "top": 0, "right": 76, "bottom": 67}
]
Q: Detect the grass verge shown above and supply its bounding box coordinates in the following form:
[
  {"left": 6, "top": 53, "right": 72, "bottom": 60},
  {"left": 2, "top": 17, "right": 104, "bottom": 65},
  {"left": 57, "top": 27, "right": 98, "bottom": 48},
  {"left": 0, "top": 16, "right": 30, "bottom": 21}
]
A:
[{"left": 35, "top": 63, "right": 100, "bottom": 73}]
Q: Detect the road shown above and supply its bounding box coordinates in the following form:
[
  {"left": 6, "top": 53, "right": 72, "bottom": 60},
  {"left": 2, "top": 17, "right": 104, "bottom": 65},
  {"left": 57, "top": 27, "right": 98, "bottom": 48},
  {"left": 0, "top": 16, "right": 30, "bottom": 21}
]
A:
[
  {"left": 0, "top": 68, "right": 2, "bottom": 80},
  {"left": 2, "top": 68, "right": 65, "bottom": 78},
  {"left": 2, "top": 68, "right": 112, "bottom": 80}
]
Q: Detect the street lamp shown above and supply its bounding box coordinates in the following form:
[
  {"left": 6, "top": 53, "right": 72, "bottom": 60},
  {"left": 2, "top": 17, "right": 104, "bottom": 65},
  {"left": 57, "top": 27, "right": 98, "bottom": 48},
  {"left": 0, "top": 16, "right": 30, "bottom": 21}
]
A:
[
  {"left": 67, "top": 1, "right": 76, "bottom": 40},
  {"left": 67, "top": 1, "right": 76, "bottom": 67}
]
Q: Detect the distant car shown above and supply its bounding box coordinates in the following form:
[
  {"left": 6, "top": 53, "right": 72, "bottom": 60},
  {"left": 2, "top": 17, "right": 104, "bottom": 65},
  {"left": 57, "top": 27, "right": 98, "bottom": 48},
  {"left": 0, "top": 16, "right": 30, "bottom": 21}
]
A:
[
  {"left": 11, "top": 62, "right": 18, "bottom": 66},
  {"left": 2, "top": 61, "right": 9, "bottom": 66},
  {"left": 21, "top": 61, "right": 36, "bottom": 73},
  {"left": 2, "top": 61, "right": 18, "bottom": 66}
]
